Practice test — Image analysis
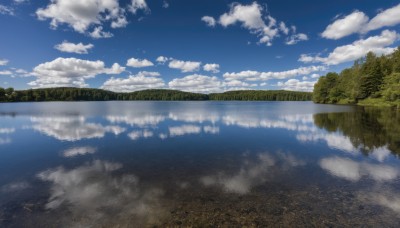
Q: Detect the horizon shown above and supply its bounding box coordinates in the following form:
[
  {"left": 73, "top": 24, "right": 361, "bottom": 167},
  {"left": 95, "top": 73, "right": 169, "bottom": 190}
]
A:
[{"left": 1, "top": 0, "right": 400, "bottom": 93}]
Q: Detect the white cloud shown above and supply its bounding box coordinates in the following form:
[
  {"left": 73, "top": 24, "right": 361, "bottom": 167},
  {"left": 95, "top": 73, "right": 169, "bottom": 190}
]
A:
[
  {"left": 168, "top": 74, "right": 222, "bottom": 93},
  {"left": 0, "top": 59, "right": 9, "bottom": 66},
  {"left": 322, "top": 4, "right": 400, "bottom": 39},
  {"left": 29, "top": 57, "right": 125, "bottom": 88},
  {"left": 218, "top": 2, "right": 278, "bottom": 46},
  {"left": 63, "top": 146, "right": 97, "bottom": 157},
  {"left": 277, "top": 79, "right": 317, "bottom": 92},
  {"left": 201, "top": 16, "right": 216, "bottom": 27},
  {"left": 279, "top": 22, "right": 289, "bottom": 35},
  {"left": 0, "top": 4, "right": 14, "bottom": 16},
  {"left": 13, "top": 0, "right": 28, "bottom": 4},
  {"left": 311, "top": 73, "right": 320, "bottom": 78},
  {"left": 89, "top": 26, "right": 113, "bottom": 39},
  {"left": 322, "top": 11, "right": 369, "bottom": 40},
  {"left": 285, "top": 33, "right": 308, "bottom": 45},
  {"left": 203, "top": 63, "right": 220, "bottom": 73},
  {"left": 155, "top": 56, "right": 170, "bottom": 64},
  {"left": 203, "top": 2, "right": 306, "bottom": 46},
  {"left": 36, "top": 0, "right": 128, "bottom": 36},
  {"left": 168, "top": 59, "right": 201, "bottom": 72},
  {"left": 101, "top": 71, "right": 165, "bottom": 92},
  {"left": 223, "top": 65, "right": 326, "bottom": 81},
  {"left": 223, "top": 79, "right": 256, "bottom": 88},
  {"left": 126, "top": 58, "right": 154, "bottom": 68},
  {"left": 169, "top": 125, "right": 201, "bottom": 137},
  {"left": 162, "top": 1, "right": 169, "bottom": 9},
  {"left": 129, "top": 0, "right": 149, "bottom": 14},
  {"left": 1, "top": 181, "right": 30, "bottom": 193},
  {"left": 54, "top": 41, "right": 94, "bottom": 54},
  {"left": 366, "top": 4, "right": 400, "bottom": 32},
  {"left": 0, "top": 71, "right": 13, "bottom": 75},
  {"left": 300, "top": 30, "right": 399, "bottom": 65}
]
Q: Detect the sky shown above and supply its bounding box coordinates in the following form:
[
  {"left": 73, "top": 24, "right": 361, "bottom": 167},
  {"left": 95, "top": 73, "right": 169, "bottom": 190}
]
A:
[{"left": 0, "top": 0, "right": 400, "bottom": 93}]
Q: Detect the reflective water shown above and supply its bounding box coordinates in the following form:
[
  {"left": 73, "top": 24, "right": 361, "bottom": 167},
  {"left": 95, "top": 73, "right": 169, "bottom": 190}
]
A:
[{"left": 1, "top": 101, "right": 400, "bottom": 227}]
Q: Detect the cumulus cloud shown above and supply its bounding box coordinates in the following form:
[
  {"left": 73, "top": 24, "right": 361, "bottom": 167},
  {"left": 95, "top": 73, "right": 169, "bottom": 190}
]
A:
[
  {"left": 201, "top": 16, "right": 216, "bottom": 27},
  {"left": 322, "top": 11, "right": 369, "bottom": 40},
  {"left": 89, "top": 26, "right": 113, "bottom": 39},
  {"left": 129, "top": 0, "right": 149, "bottom": 14},
  {"left": 13, "top": 0, "right": 28, "bottom": 4},
  {"left": 0, "top": 71, "right": 13, "bottom": 75},
  {"left": 155, "top": 56, "right": 170, "bottom": 64},
  {"left": 203, "top": 2, "right": 307, "bottom": 46},
  {"left": 223, "top": 65, "right": 326, "bottom": 81},
  {"left": 36, "top": 0, "right": 149, "bottom": 38},
  {"left": 0, "top": 59, "right": 9, "bottom": 66},
  {"left": 168, "top": 74, "right": 222, "bottom": 93},
  {"left": 322, "top": 4, "right": 400, "bottom": 39},
  {"left": 29, "top": 57, "right": 125, "bottom": 88},
  {"left": 126, "top": 58, "right": 154, "bottom": 68},
  {"left": 54, "top": 41, "right": 94, "bottom": 54},
  {"left": 285, "top": 33, "right": 308, "bottom": 45},
  {"left": 300, "top": 30, "right": 399, "bottom": 65},
  {"left": 203, "top": 63, "right": 220, "bottom": 73},
  {"left": 277, "top": 79, "right": 317, "bottom": 92},
  {"left": 0, "top": 4, "right": 14, "bottom": 16},
  {"left": 101, "top": 71, "right": 165, "bottom": 92},
  {"left": 168, "top": 59, "right": 201, "bottom": 72}
]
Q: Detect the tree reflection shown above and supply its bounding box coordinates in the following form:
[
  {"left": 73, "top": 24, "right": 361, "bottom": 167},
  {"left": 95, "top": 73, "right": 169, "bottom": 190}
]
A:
[{"left": 313, "top": 108, "right": 400, "bottom": 156}]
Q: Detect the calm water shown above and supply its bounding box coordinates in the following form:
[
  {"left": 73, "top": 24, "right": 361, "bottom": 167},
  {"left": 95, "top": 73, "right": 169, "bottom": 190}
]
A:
[{"left": 1, "top": 101, "right": 400, "bottom": 227}]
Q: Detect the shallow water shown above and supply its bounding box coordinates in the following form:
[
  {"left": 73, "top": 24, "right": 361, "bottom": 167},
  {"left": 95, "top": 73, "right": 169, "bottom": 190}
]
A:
[{"left": 1, "top": 101, "right": 400, "bottom": 227}]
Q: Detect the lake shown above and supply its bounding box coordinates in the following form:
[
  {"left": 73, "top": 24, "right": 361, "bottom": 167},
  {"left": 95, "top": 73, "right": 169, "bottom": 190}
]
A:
[{"left": 1, "top": 101, "right": 400, "bottom": 227}]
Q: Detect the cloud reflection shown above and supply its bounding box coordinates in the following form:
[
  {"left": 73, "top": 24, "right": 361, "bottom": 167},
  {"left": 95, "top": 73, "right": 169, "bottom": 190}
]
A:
[
  {"left": 201, "top": 152, "right": 305, "bottom": 194},
  {"left": 169, "top": 125, "right": 202, "bottom": 137},
  {"left": 37, "top": 160, "right": 164, "bottom": 226},
  {"left": 63, "top": 146, "right": 97, "bottom": 157},
  {"left": 320, "top": 156, "right": 399, "bottom": 182},
  {"left": 31, "top": 116, "right": 126, "bottom": 141}
]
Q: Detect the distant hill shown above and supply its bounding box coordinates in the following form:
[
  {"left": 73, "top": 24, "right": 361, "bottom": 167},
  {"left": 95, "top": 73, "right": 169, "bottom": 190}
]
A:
[{"left": 0, "top": 87, "right": 312, "bottom": 102}]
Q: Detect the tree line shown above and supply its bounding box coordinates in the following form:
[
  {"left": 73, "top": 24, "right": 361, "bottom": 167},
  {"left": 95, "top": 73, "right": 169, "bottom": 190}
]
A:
[
  {"left": 0, "top": 87, "right": 312, "bottom": 102},
  {"left": 313, "top": 47, "right": 400, "bottom": 106}
]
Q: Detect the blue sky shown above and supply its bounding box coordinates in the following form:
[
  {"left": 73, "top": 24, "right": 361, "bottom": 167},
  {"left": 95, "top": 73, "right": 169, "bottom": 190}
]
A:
[{"left": 0, "top": 0, "right": 400, "bottom": 93}]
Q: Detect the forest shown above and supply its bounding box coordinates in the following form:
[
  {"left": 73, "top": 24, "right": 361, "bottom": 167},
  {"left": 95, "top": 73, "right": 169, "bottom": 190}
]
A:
[
  {"left": 313, "top": 47, "right": 400, "bottom": 107},
  {"left": 0, "top": 87, "right": 311, "bottom": 102}
]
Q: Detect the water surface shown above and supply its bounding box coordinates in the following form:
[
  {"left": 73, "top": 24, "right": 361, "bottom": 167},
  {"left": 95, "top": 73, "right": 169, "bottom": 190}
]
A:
[{"left": 1, "top": 101, "right": 400, "bottom": 227}]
